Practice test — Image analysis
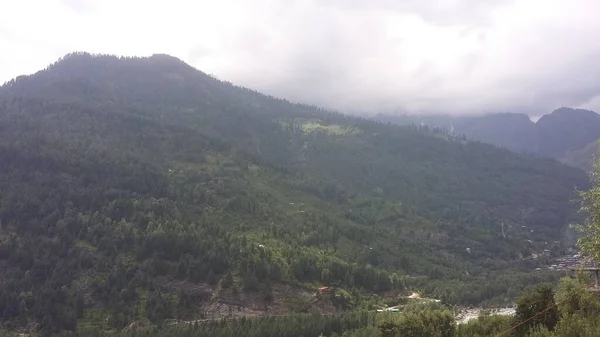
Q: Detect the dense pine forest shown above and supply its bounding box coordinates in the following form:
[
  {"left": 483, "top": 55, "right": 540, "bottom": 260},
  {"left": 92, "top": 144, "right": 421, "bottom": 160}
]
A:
[{"left": 0, "top": 53, "right": 592, "bottom": 336}]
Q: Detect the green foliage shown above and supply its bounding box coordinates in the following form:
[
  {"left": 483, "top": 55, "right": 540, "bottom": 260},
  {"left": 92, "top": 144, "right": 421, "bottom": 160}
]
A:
[
  {"left": 455, "top": 315, "right": 512, "bottom": 337},
  {"left": 576, "top": 144, "right": 600, "bottom": 260},
  {"left": 123, "top": 311, "right": 374, "bottom": 337},
  {"left": 378, "top": 310, "right": 455, "bottom": 337},
  {"left": 513, "top": 283, "right": 558, "bottom": 336},
  {"left": 538, "top": 276, "right": 600, "bottom": 337},
  {"left": 301, "top": 121, "right": 359, "bottom": 135},
  {"left": 547, "top": 275, "right": 600, "bottom": 337},
  {"left": 378, "top": 108, "right": 600, "bottom": 171},
  {"left": 526, "top": 326, "right": 555, "bottom": 337},
  {"left": 0, "top": 53, "right": 588, "bottom": 334},
  {"left": 529, "top": 148, "right": 600, "bottom": 337},
  {"left": 555, "top": 276, "right": 600, "bottom": 317},
  {"left": 552, "top": 312, "right": 600, "bottom": 337}
]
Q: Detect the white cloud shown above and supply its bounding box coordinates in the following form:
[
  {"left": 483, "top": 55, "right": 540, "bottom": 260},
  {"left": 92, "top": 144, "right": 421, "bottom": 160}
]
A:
[{"left": 1, "top": 0, "right": 600, "bottom": 115}]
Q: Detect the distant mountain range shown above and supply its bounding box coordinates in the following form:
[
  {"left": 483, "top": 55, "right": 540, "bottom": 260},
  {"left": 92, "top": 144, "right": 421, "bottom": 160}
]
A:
[{"left": 376, "top": 107, "right": 600, "bottom": 171}]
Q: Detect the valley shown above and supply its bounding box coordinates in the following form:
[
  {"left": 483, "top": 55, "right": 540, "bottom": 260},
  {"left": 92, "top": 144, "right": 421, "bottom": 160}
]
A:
[{"left": 376, "top": 108, "right": 600, "bottom": 172}]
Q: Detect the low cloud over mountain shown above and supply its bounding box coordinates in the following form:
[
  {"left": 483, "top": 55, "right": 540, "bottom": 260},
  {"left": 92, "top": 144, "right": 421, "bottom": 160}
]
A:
[{"left": 2, "top": 0, "right": 600, "bottom": 115}]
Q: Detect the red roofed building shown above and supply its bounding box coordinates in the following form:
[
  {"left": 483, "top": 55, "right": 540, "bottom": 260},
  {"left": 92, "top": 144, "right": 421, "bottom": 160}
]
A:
[{"left": 317, "top": 286, "right": 334, "bottom": 296}]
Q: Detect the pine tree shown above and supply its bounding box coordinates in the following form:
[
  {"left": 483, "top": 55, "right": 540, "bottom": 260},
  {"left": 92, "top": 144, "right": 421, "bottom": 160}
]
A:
[
  {"left": 18, "top": 299, "right": 27, "bottom": 326},
  {"left": 514, "top": 283, "right": 558, "bottom": 335}
]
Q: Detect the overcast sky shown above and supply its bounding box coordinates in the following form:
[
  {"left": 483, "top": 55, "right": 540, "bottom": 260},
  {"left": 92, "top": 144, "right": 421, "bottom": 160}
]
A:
[{"left": 1, "top": 0, "right": 600, "bottom": 115}]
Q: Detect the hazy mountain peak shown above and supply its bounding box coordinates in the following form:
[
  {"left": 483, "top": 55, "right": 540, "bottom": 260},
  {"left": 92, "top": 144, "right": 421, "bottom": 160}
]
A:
[
  {"left": 538, "top": 107, "right": 599, "bottom": 125},
  {"left": 2, "top": 53, "right": 201, "bottom": 88},
  {"left": 377, "top": 107, "right": 600, "bottom": 169},
  {"left": 548, "top": 106, "right": 598, "bottom": 117},
  {"left": 1, "top": 52, "right": 224, "bottom": 108},
  {"left": 149, "top": 53, "right": 185, "bottom": 62}
]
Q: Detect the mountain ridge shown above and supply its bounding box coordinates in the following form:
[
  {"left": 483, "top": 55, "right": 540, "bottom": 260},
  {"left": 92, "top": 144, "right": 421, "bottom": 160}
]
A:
[
  {"left": 377, "top": 107, "right": 600, "bottom": 170},
  {"left": 0, "top": 53, "right": 588, "bottom": 334}
]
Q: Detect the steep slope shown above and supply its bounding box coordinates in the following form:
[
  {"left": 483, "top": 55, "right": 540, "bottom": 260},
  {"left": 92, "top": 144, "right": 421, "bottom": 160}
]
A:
[
  {"left": 558, "top": 139, "right": 598, "bottom": 171},
  {"left": 535, "top": 108, "right": 600, "bottom": 157},
  {"left": 377, "top": 112, "right": 536, "bottom": 154},
  {"left": 0, "top": 53, "right": 588, "bottom": 334},
  {"left": 457, "top": 113, "right": 536, "bottom": 153},
  {"left": 377, "top": 108, "right": 600, "bottom": 170}
]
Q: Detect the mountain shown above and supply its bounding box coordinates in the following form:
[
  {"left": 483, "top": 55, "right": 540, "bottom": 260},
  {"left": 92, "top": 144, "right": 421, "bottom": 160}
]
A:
[
  {"left": 536, "top": 108, "right": 600, "bottom": 156},
  {"left": 557, "top": 139, "right": 599, "bottom": 172},
  {"left": 377, "top": 108, "right": 600, "bottom": 171},
  {"left": 0, "top": 53, "right": 588, "bottom": 335}
]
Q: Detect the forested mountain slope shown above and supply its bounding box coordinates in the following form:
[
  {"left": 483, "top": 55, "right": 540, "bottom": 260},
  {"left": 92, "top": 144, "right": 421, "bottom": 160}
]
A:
[
  {"left": 0, "top": 53, "right": 589, "bottom": 335},
  {"left": 377, "top": 108, "right": 600, "bottom": 171}
]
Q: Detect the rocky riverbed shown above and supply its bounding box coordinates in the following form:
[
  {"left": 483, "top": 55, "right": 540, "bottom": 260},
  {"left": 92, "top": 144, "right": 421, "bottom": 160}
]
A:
[{"left": 456, "top": 307, "right": 516, "bottom": 324}]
